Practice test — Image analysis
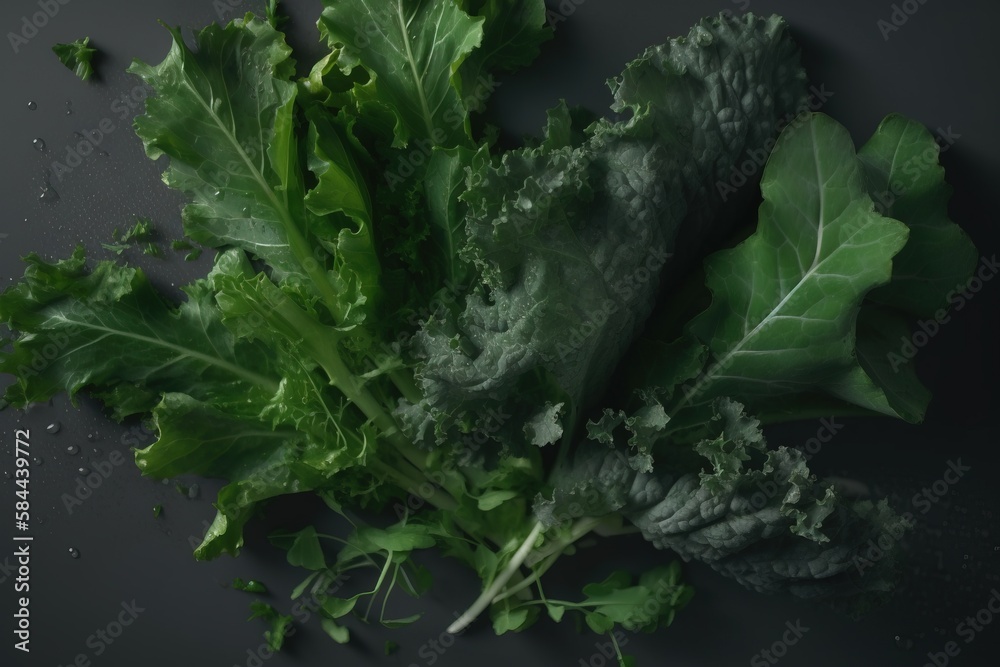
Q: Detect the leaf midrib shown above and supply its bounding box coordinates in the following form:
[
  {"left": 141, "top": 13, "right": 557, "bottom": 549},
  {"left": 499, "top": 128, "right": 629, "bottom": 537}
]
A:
[{"left": 49, "top": 313, "right": 279, "bottom": 393}]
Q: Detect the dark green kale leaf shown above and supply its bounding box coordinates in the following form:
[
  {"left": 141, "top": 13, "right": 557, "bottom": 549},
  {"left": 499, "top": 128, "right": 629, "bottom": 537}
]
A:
[{"left": 408, "top": 13, "right": 809, "bottom": 452}]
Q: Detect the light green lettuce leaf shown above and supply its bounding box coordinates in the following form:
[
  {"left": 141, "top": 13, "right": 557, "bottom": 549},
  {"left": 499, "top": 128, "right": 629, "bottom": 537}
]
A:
[
  {"left": 53, "top": 37, "right": 97, "bottom": 81},
  {"left": 318, "top": 0, "right": 484, "bottom": 147},
  {"left": 0, "top": 248, "right": 277, "bottom": 419}
]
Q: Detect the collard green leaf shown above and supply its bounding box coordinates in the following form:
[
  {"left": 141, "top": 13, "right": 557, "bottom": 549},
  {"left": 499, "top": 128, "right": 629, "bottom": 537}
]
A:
[
  {"left": 832, "top": 305, "right": 931, "bottom": 424},
  {"left": 685, "top": 113, "right": 913, "bottom": 419},
  {"left": 318, "top": 0, "right": 484, "bottom": 147},
  {"left": 858, "top": 114, "right": 978, "bottom": 316},
  {"left": 456, "top": 0, "right": 552, "bottom": 109}
]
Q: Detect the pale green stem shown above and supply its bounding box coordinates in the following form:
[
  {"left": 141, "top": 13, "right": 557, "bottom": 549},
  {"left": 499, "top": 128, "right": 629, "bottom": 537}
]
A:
[{"left": 447, "top": 522, "right": 545, "bottom": 634}]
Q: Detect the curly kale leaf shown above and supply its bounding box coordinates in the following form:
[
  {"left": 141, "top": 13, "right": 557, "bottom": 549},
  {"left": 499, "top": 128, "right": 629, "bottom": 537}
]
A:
[
  {"left": 407, "top": 13, "right": 809, "bottom": 451},
  {"left": 536, "top": 399, "right": 907, "bottom": 605}
]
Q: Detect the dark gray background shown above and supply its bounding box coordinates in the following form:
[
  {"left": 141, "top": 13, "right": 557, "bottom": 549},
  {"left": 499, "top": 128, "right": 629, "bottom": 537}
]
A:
[{"left": 2, "top": 1, "right": 999, "bottom": 666}]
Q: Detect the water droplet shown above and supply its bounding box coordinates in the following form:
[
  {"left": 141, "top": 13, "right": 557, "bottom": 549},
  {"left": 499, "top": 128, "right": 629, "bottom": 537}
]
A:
[
  {"left": 32, "top": 138, "right": 46, "bottom": 151},
  {"left": 32, "top": 457, "right": 43, "bottom": 466},
  {"left": 68, "top": 547, "right": 80, "bottom": 559},
  {"left": 894, "top": 635, "right": 914, "bottom": 650},
  {"left": 2, "top": 471, "right": 10, "bottom": 480},
  {"left": 91, "top": 447, "right": 101, "bottom": 455},
  {"left": 65, "top": 100, "right": 73, "bottom": 115},
  {"left": 65, "top": 444, "right": 79, "bottom": 455},
  {"left": 39, "top": 184, "right": 59, "bottom": 203},
  {"left": 86, "top": 433, "right": 94, "bottom": 441},
  {"left": 27, "top": 101, "right": 37, "bottom": 110},
  {"left": 187, "top": 484, "right": 200, "bottom": 499},
  {"left": 46, "top": 421, "right": 61, "bottom": 434},
  {"left": 97, "top": 149, "right": 109, "bottom": 157},
  {"left": 77, "top": 467, "right": 91, "bottom": 476}
]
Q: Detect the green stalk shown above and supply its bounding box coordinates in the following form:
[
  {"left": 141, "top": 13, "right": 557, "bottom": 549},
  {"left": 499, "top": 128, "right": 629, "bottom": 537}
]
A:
[
  {"left": 448, "top": 522, "right": 545, "bottom": 634},
  {"left": 491, "top": 551, "right": 560, "bottom": 605},
  {"left": 525, "top": 516, "right": 603, "bottom": 565}
]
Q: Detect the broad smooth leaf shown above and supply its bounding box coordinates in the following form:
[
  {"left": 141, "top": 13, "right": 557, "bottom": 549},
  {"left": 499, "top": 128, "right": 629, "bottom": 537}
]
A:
[
  {"left": 686, "top": 113, "right": 913, "bottom": 419},
  {"left": 456, "top": 0, "right": 552, "bottom": 108},
  {"left": 858, "top": 113, "right": 978, "bottom": 316}
]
